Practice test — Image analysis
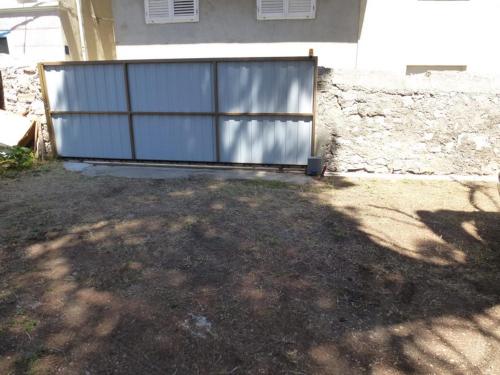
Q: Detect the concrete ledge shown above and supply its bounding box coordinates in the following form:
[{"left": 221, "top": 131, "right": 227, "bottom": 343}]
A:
[
  {"left": 64, "top": 162, "right": 314, "bottom": 185},
  {"left": 324, "top": 171, "right": 498, "bottom": 183}
]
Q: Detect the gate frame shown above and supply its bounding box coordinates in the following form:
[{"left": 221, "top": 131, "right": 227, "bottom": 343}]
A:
[{"left": 38, "top": 56, "right": 318, "bottom": 165}]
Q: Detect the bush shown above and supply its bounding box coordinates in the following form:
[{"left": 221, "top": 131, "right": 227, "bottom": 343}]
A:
[{"left": 0, "top": 146, "right": 34, "bottom": 173}]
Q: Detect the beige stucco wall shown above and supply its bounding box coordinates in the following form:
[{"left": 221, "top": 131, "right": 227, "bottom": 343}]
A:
[
  {"left": 81, "top": 0, "right": 116, "bottom": 60},
  {"left": 112, "top": 0, "right": 360, "bottom": 68}
]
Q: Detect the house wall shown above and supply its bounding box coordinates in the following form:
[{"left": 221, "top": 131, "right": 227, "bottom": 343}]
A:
[
  {"left": 112, "top": 0, "right": 360, "bottom": 68},
  {"left": 0, "top": 1, "right": 67, "bottom": 61},
  {"left": 0, "top": 0, "right": 116, "bottom": 63},
  {"left": 81, "top": 0, "right": 116, "bottom": 60},
  {"left": 357, "top": 0, "right": 500, "bottom": 77},
  {"left": 59, "top": 0, "right": 84, "bottom": 61},
  {"left": 112, "top": 0, "right": 500, "bottom": 77}
]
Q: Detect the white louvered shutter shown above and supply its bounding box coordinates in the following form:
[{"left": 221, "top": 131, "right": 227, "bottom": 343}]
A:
[
  {"left": 145, "top": 0, "right": 199, "bottom": 23},
  {"left": 287, "top": 0, "right": 316, "bottom": 18},
  {"left": 257, "top": 0, "right": 316, "bottom": 20},
  {"left": 258, "top": 0, "right": 286, "bottom": 19}
]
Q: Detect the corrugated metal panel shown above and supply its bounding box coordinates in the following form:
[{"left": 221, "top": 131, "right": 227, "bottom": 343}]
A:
[
  {"left": 44, "top": 64, "right": 127, "bottom": 111},
  {"left": 133, "top": 115, "right": 216, "bottom": 161},
  {"left": 52, "top": 114, "right": 131, "bottom": 159},
  {"left": 128, "top": 63, "right": 213, "bottom": 112},
  {"left": 218, "top": 61, "right": 314, "bottom": 113},
  {"left": 219, "top": 116, "right": 312, "bottom": 165}
]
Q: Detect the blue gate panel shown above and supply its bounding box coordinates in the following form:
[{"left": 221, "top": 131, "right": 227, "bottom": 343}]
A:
[
  {"left": 127, "top": 63, "right": 213, "bottom": 112},
  {"left": 133, "top": 115, "right": 216, "bottom": 161},
  {"left": 218, "top": 61, "right": 314, "bottom": 114},
  {"left": 44, "top": 65, "right": 127, "bottom": 111},
  {"left": 219, "top": 116, "right": 312, "bottom": 165},
  {"left": 52, "top": 114, "right": 132, "bottom": 159}
]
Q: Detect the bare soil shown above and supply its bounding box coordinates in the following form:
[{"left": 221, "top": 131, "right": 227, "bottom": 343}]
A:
[{"left": 0, "top": 163, "right": 499, "bottom": 374}]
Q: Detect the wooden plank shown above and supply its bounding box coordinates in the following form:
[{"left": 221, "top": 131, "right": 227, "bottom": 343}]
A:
[
  {"left": 37, "top": 63, "right": 58, "bottom": 157},
  {"left": 0, "top": 70, "right": 4, "bottom": 110},
  {"left": 50, "top": 111, "right": 314, "bottom": 117},
  {"left": 51, "top": 111, "right": 129, "bottom": 115},
  {"left": 311, "top": 56, "right": 318, "bottom": 156},
  {"left": 40, "top": 56, "right": 317, "bottom": 67}
]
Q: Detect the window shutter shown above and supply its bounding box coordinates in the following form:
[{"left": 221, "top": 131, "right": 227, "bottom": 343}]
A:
[
  {"left": 145, "top": 0, "right": 170, "bottom": 23},
  {"left": 257, "top": 0, "right": 316, "bottom": 20},
  {"left": 173, "top": 0, "right": 196, "bottom": 17},
  {"left": 258, "top": 0, "right": 286, "bottom": 19},
  {"left": 287, "top": 0, "right": 316, "bottom": 18},
  {"left": 145, "top": 0, "right": 198, "bottom": 23}
]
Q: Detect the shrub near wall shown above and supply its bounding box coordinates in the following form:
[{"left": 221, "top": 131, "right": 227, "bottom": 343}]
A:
[
  {"left": 0, "top": 62, "right": 52, "bottom": 156},
  {"left": 317, "top": 68, "right": 500, "bottom": 175}
]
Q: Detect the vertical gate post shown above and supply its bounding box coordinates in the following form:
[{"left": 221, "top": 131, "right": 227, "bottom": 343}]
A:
[
  {"left": 37, "top": 63, "right": 58, "bottom": 157},
  {"left": 311, "top": 56, "right": 318, "bottom": 157},
  {"left": 213, "top": 61, "right": 220, "bottom": 162},
  {"left": 123, "top": 63, "right": 137, "bottom": 160},
  {"left": 0, "top": 70, "right": 4, "bottom": 110}
]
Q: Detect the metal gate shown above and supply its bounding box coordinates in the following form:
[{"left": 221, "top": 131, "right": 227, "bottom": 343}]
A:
[{"left": 39, "top": 57, "right": 317, "bottom": 166}]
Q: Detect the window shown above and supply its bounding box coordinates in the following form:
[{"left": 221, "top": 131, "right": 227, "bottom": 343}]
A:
[
  {"left": 0, "top": 37, "right": 8, "bottom": 54},
  {"left": 257, "top": 0, "right": 316, "bottom": 20},
  {"left": 145, "top": 0, "right": 199, "bottom": 24}
]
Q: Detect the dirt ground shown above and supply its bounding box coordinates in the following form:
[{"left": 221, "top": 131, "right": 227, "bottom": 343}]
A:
[{"left": 0, "top": 163, "right": 499, "bottom": 375}]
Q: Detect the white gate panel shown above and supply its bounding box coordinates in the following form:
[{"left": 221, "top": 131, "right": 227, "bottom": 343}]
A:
[
  {"left": 133, "top": 115, "right": 216, "bottom": 162},
  {"left": 52, "top": 114, "right": 131, "bottom": 159},
  {"left": 219, "top": 116, "right": 312, "bottom": 165}
]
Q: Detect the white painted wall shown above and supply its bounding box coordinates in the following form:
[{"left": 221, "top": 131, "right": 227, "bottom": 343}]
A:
[
  {"left": 0, "top": 1, "right": 66, "bottom": 61},
  {"left": 357, "top": 0, "right": 500, "bottom": 76}
]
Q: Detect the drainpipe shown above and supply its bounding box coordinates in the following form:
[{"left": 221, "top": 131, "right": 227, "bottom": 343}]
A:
[{"left": 76, "top": 0, "right": 88, "bottom": 60}]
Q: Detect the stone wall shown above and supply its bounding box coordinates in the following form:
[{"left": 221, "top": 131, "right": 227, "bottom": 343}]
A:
[
  {"left": 317, "top": 69, "right": 500, "bottom": 175},
  {"left": 0, "top": 62, "right": 52, "bottom": 156}
]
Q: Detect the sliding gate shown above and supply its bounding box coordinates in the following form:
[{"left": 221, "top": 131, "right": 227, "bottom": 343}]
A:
[{"left": 39, "top": 57, "right": 317, "bottom": 165}]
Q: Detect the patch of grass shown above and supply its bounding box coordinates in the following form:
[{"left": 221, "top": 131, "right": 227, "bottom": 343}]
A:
[
  {"left": 15, "top": 347, "right": 47, "bottom": 375},
  {"left": 10, "top": 314, "right": 39, "bottom": 334},
  {"left": 0, "top": 146, "right": 34, "bottom": 175},
  {"left": 21, "top": 318, "right": 38, "bottom": 333}
]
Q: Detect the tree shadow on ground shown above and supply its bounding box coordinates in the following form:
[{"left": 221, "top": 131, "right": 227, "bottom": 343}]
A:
[{"left": 0, "top": 171, "right": 499, "bottom": 374}]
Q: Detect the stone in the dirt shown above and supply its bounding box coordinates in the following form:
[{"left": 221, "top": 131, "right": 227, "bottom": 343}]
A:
[{"left": 181, "top": 314, "right": 215, "bottom": 339}]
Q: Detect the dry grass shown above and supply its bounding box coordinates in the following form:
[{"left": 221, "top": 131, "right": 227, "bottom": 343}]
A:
[{"left": 0, "top": 162, "right": 499, "bottom": 374}]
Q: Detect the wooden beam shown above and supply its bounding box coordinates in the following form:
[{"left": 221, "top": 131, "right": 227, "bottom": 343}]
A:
[{"left": 37, "top": 63, "right": 58, "bottom": 157}]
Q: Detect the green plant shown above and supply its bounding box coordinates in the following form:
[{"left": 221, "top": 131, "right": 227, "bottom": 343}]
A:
[{"left": 0, "top": 146, "right": 34, "bottom": 172}]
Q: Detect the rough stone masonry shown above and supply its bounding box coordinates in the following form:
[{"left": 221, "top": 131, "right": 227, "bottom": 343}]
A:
[
  {"left": 0, "top": 62, "right": 52, "bottom": 156},
  {"left": 316, "top": 68, "right": 500, "bottom": 175}
]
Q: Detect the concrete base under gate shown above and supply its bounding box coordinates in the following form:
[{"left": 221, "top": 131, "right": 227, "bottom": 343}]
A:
[{"left": 63, "top": 162, "right": 314, "bottom": 185}]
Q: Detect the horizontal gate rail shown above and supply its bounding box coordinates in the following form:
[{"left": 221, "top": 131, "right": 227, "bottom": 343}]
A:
[
  {"left": 49, "top": 111, "right": 314, "bottom": 117},
  {"left": 39, "top": 56, "right": 318, "bottom": 165},
  {"left": 40, "top": 56, "right": 317, "bottom": 66}
]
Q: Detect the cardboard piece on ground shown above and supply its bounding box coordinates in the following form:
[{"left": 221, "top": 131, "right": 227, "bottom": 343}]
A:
[{"left": 0, "top": 109, "right": 35, "bottom": 147}]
